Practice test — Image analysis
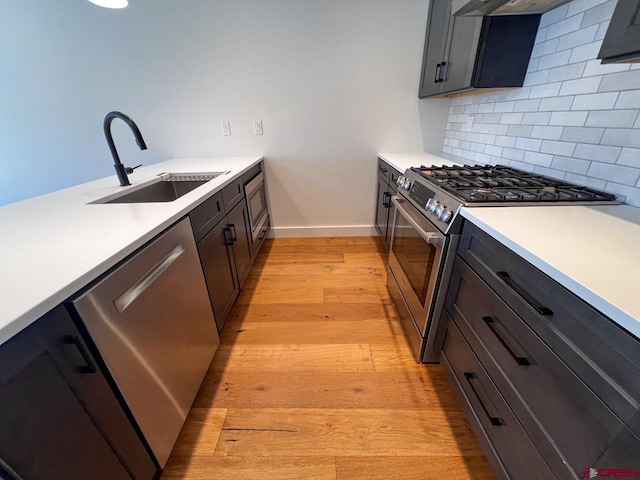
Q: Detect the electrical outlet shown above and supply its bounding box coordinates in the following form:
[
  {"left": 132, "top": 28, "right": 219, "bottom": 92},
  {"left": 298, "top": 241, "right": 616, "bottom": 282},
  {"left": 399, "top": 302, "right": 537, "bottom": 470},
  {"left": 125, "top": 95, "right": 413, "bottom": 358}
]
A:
[
  {"left": 221, "top": 122, "right": 231, "bottom": 136},
  {"left": 253, "top": 120, "right": 263, "bottom": 135},
  {"left": 466, "top": 116, "right": 474, "bottom": 132}
]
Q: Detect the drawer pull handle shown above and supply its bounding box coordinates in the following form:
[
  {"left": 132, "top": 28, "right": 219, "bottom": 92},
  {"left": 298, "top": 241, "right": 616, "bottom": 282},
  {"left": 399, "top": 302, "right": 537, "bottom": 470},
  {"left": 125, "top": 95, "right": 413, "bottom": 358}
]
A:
[
  {"left": 229, "top": 224, "right": 238, "bottom": 242},
  {"left": 482, "top": 316, "right": 531, "bottom": 366},
  {"left": 434, "top": 63, "right": 442, "bottom": 83},
  {"left": 464, "top": 372, "right": 504, "bottom": 426},
  {"left": 497, "top": 271, "right": 553, "bottom": 316},
  {"left": 63, "top": 335, "right": 97, "bottom": 374},
  {"left": 383, "top": 191, "right": 392, "bottom": 208},
  {"left": 223, "top": 227, "right": 234, "bottom": 246}
]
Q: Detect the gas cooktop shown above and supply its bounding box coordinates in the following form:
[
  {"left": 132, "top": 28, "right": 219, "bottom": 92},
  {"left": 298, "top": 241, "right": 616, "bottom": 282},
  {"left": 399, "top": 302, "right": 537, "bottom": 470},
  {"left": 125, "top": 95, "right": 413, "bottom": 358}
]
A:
[{"left": 412, "top": 164, "right": 617, "bottom": 204}]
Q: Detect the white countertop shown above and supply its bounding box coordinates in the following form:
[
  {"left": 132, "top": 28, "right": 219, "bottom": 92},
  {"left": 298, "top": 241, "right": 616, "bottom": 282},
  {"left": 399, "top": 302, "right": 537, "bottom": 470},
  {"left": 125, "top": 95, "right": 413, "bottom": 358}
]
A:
[
  {"left": 0, "top": 156, "right": 263, "bottom": 346},
  {"left": 377, "top": 152, "right": 462, "bottom": 173},
  {"left": 461, "top": 204, "right": 640, "bottom": 340}
]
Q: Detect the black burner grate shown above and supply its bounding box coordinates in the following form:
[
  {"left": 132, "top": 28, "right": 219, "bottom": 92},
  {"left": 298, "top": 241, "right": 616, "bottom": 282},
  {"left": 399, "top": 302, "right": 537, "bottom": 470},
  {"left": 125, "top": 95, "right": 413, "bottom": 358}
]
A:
[{"left": 411, "top": 164, "right": 616, "bottom": 203}]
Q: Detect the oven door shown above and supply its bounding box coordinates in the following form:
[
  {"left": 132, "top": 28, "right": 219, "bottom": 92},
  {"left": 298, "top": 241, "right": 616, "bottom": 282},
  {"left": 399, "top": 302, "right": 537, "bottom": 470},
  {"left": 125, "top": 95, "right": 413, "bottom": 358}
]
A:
[
  {"left": 388, "top": 196, "right": 445, "bottom": 336},
  {"left": 244, "top": 171, "right": 268, "bottom": 242}
]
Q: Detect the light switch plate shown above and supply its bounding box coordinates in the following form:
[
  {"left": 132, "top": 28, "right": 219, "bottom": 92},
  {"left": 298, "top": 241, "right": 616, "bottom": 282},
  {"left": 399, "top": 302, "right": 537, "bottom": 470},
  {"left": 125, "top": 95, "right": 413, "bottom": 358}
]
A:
[
  {"left": 253, "top": 120, "right": 263, "bottom": 135},
  {"left": 221, "top": 122, "right": 231, "bottom": 136}
]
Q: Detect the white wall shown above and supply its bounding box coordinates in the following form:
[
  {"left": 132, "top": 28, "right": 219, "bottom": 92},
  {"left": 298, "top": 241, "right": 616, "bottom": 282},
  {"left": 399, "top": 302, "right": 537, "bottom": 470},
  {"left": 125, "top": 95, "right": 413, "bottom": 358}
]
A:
[{"left": 0, "top": 0, "right": 448, "bottom": 235}]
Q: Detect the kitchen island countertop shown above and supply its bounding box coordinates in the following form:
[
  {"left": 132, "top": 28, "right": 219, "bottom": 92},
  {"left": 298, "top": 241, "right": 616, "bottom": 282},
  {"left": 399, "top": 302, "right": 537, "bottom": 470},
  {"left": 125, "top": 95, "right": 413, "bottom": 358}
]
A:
[{"left": 0, "top": 156, "right": 263, "bottom": 346}]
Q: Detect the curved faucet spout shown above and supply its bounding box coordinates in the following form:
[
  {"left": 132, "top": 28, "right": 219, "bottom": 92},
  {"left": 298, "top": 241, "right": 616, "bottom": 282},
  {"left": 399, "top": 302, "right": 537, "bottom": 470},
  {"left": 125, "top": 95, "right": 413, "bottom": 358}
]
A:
[{"left": 103, "top": 111, "right": 148, "bottom": 186}]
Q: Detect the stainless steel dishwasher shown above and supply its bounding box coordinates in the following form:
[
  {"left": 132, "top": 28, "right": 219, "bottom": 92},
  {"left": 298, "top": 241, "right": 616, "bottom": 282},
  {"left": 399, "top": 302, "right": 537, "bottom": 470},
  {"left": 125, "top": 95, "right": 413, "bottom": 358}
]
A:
[{"left": 71, "top": 218, "right": 219, "bottom": 468}]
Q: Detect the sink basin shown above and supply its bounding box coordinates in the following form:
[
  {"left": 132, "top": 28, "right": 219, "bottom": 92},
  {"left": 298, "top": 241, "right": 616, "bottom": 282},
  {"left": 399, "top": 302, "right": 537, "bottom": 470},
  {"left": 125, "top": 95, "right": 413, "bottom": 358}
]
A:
[{"left": 92, "top": 172, "right": 229, "bottom": 204}]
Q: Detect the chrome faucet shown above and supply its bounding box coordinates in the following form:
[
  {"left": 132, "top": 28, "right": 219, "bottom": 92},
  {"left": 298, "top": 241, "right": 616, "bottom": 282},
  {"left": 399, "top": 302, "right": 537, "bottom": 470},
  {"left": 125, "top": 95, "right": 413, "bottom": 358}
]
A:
[{"left": 103, "top": 111, "right": 147, "bottom": 186}]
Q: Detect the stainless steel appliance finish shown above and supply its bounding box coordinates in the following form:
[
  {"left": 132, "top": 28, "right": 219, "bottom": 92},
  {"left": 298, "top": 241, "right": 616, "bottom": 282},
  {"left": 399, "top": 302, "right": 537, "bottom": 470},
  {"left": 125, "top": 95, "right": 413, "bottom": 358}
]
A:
[
  {"left": 452, "top": 0, "right": 571, "bottom": 16},
  {"left": 72, "top": 218, "right": 219, "bottom": 468},
  {"left": 244, "top": 171, "right": 269, "bottom": 242},
  {"left": 387, "top": 163, "right": 618, "bottom": 363}
]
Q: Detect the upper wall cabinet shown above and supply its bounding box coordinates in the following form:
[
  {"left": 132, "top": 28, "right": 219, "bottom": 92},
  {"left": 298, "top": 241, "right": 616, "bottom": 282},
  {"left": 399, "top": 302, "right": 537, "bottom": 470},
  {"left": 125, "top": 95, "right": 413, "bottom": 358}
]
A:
[
  {"left": 598, "top": 0, "right": 640, "bottom": 64},
  {"left": 418, "top": 0, "right": 541, "bottom": 98}
]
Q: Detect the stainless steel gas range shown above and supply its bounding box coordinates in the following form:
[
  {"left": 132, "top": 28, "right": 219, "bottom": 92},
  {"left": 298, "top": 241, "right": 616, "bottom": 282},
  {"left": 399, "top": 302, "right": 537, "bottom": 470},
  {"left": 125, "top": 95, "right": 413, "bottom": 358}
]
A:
[{"left": 386, "top": 164, "right": 618, "bottom": 363}]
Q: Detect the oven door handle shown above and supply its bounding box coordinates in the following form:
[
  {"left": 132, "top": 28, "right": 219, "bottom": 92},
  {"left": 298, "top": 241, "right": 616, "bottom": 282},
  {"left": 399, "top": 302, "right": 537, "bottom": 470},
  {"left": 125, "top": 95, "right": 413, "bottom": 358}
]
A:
[{"left": 391, "top": 196, "right": 444, "bottom": 245}]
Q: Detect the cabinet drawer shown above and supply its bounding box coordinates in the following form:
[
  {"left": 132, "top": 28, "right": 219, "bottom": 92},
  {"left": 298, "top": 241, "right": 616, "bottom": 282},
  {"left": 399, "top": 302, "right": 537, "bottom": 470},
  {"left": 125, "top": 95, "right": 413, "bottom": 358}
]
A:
[
  {"left": 221, "top": 177, "right": 244, "bottom": 211},
  {"left": 377, "top": 158, "right": 390, "bottom": 183},
  {"left": 447, "top": 257, "right": 640, "bottom": 477},
  {"left": 458, "top": 222, "right": 640, "bottom": 437},
  {"left": 441, "top": 319, "right": 554, "bottom": 480},
  {"left": 189, "top": 191, "right": 225, "bottom": 243}
]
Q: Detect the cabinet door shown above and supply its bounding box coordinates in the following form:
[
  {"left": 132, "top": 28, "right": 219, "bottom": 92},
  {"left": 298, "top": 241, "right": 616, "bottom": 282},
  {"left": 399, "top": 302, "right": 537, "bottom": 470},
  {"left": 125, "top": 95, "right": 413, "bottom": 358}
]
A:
[
  {"left": 385, "top": 182, "right": 398, "bottom": 248},
  {"left": 228, "top": 200, "right": 253, "bottom": 288},
  {"left": 440, "top": 13, "right": 484, "bottom": 94},
  {"left": 198, "top": 219, "right": 239, "bottom": 332},
  {"left": 418, "top": 0, "right": 451, "bottom": 98},
  {"left": 0, "top": 308, "right": 132, "bottom": 480},
  {"left": 598, "top": 0, "right": 640, "bottom": 63},
  {"left": 374, "top": 174, "right": 390, "bottom": 240}
]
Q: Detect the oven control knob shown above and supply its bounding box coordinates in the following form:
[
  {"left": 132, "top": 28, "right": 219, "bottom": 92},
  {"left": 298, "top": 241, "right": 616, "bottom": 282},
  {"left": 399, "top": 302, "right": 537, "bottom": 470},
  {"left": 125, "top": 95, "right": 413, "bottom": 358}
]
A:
[
  {"left": 434, "top": 204, "right": 445, "bottom": 217},
  {"left": 438, "top": 209, "right": 453, "bottom": 223},
  {"left": 404, "top": 180, "right": 412, "bottom": 190},
  {"left": 396, "top": 176, "right": 404, "bottom": 186},
  {"left": 427, "top": 199, "right": 438, "bottom": 213}
]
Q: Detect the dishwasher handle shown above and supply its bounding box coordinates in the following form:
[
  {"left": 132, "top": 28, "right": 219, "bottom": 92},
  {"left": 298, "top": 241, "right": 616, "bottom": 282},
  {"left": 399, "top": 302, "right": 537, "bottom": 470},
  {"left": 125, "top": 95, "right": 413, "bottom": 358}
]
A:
[{"left": 114, "top": 242, "right": 186, "bottom": 313}]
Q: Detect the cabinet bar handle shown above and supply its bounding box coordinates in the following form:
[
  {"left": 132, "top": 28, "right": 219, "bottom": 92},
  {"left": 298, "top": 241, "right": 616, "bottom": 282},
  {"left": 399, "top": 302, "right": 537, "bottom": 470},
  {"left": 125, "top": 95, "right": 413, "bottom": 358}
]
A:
[
  {"left": 439, "top": 61, "right": 447, "bottom": 82},
  {"left": 497, "top": 271, "right": 553, "bottom": 316},
  {"left": 63, "top": 335, "right": 97, "bottom": 374},
  {"left": 223, "top": 227, "right": 234, "bottom": 246},
  {"left": 464, "top": 372, "right": 504, "bottom": 426},
  {"left": 229, "top": 224, "right": 238, "bottom": 242},
  {"left": 482, "top": 316, "right": 531, "bottom": 366},
  {"left": 434, "top": 63, "right": 442, "bottom": 83},
  {"left": 383, "top": 191, "right": 392, "bottom": 208}
]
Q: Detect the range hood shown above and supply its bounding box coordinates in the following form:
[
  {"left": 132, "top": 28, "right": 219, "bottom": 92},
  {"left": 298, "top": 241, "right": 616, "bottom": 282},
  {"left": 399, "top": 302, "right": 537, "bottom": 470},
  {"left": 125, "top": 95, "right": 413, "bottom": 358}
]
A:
[{"left": 452, "top": 0, "right": 571, "bottom": 16}]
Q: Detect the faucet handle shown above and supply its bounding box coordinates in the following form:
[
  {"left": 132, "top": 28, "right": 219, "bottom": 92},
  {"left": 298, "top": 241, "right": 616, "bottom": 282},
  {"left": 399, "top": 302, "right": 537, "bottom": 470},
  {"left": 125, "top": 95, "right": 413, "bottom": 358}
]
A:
[{"left": 124, "top": 164, "right": 142, "bottom": 174}]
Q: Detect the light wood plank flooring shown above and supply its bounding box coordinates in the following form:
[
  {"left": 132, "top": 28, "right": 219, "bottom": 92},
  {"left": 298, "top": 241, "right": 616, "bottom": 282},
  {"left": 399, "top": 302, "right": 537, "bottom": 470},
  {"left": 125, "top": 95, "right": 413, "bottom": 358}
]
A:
[{"left": 161, "top": 237, "right": 495, "bottom": 479}]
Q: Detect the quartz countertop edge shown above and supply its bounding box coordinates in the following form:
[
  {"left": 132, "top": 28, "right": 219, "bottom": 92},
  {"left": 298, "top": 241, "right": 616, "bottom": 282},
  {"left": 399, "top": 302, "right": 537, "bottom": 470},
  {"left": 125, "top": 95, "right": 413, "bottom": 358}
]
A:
[
  {"left": 460, "top": 205, "right": 640, "bottom": 340},
  {"left": 377, "top": 152, "right": 463, "bottom": 173},
  {"left": 0, "top": 155, "right": 264, "bottom": 346}
]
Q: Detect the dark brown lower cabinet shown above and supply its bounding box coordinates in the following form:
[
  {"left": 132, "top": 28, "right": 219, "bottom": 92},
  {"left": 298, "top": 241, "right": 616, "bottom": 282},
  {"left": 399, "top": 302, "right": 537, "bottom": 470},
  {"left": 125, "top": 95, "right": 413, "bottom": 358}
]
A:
[
  {"left": 441, "top": 221, "right": 640, "bottom": 479},
  {"left": 0, "top": 305, "right": 156, "bottom": 480}
]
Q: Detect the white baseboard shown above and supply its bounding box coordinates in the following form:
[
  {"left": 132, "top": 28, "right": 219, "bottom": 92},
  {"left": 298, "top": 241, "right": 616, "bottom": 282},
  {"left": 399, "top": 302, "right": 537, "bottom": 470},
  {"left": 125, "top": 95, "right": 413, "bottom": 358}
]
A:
[{"left": 269, "top": 225, "right": 377, "bottom": 238}]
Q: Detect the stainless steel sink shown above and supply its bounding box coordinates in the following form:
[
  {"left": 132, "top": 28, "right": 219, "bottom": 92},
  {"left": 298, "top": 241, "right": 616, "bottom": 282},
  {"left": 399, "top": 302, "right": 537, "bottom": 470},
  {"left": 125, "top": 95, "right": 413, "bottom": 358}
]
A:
[{"left": 92, "top": 172, "right": 229, "bottom": 204}]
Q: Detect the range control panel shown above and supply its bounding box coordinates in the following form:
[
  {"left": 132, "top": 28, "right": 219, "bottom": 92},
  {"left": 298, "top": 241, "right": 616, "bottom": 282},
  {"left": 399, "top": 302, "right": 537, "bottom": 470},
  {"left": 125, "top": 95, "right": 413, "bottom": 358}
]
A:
[{"left": 409, "top": 182, "right": 435, "bottom": 209}]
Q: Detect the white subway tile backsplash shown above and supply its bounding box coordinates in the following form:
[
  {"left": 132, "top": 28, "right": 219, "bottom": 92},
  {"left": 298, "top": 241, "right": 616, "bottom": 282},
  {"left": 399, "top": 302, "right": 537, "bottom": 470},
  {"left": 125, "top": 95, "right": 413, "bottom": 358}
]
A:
[
  {"left": 552, "top": 155, "right": 591, "bottom": 174},
  {"left": 556, "top": 24, "right": 599, "bottom": 51},
  {"left": 571, "top": 92, "right": 618, "bottom": 110},
  {"left": 567, "top": 0, "right": 609, "bottom": 16},
  {"left": 541, "top": 140, "right": 576, "bottom": 156},
  {"left": 560, "top": 126, "right": 604, "bottom": 143},
  {"left": 617, "top": 148, "right": 640, "bottom": 167},
  {"left": 581, "top": 0, "right": 616, "bottom": 27},
  {"left": 601, "top": 129, "right": 640, "bottom": 148},
  {"left": 523, "top": 112, "right": 553, "bottom": 125},
  {"left": 494, "top": 101, "right": 516, "bottom": 113},
  {"left": 514, "top": 99, "right": 542, "bottom": 112},
  {"left": 588, "top": 162, "right": 640, "bottom": 185},
  {"left": 574, "top": 143, "right": 621, "bottom": 162},
  {"left": 599, "top": 71, "right": 640, "bottom": 92},
  {"left": 500, "top": 113, "right": 525, "bottom": 124},
  {"left": 538, "top": 50, "right": 573, "bottom": 70},
  {"left": 440, "top": 0, "right": 640, "bottom": 205},
  {"left": 547, "top": 13, "right": 584, "bottom": 39},
  {"left": 540, "top": 4, "right": 570, "bottom": 28},
  {"left": 559, "top": 76, "right": 602, "bottom": 95},
  {"left": 548, "top": 63, "right": 587, "bottom": 83},
  {"left": 502, "top": 148, "right": 526, "bottom": 161},
  {"left": 568, "top": 41, "right": 602, "bottom": 63},
  {"left": 516, "top": 137, "right": 543, "bottom": 151},
  {"left": 615, "top": 90, "right": 640, "bottom": 109},
  {"left": 532, "top": 126, "right": 564, "bottom": 139},
  {"left": 507, "top": 125, "right": 534, "bottom": 137},
  {"left": 582, "top": 59, "right": 630, "bottom": 77},
  {"left": 539, "top": 96, "right": 575, "bottom": 111},
  {"left": 585, "top": 110, "right": 639, "bottom": 128},
  {"left": 550, "top": 111, "right": 588, "bottom": 126},
  {"left": 565, "top": 172, "right": 607, "bottom": 189}
]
